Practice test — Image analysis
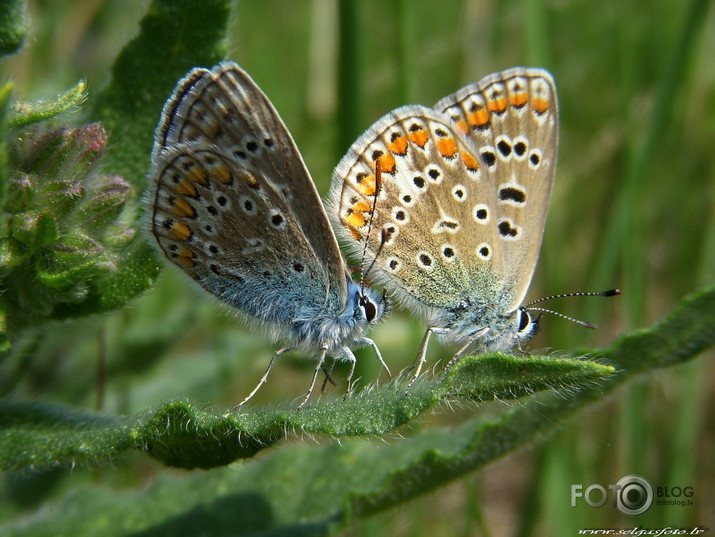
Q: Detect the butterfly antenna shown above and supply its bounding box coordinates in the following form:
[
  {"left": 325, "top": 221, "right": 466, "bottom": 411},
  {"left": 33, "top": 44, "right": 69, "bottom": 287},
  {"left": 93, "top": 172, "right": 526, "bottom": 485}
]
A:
[
  {"left": 362, "top": 229, "right": 388, "bottom": 283},
  {"left": 523, "top": 307, "right": 598, "bottom": 329},
  {"left": 359, "top": 160, "right": 383, "bottom": 290},
  {"left": 522, "top": 288, "right": 622, "bottom": 329},
  {"left": 523, "top": 288, "right": 622, "bottom": 308}
]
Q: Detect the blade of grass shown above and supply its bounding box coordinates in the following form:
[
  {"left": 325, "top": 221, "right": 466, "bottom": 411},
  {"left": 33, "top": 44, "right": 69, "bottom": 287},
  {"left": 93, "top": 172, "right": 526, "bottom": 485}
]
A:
[{"left": 336, "top": 0, "right": 362, "bottom": 156}]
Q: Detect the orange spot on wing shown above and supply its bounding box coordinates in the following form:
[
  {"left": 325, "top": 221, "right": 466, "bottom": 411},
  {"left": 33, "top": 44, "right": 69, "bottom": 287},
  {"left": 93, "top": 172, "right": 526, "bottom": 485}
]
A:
[
  {"left": 376, "top": 153, "right": 396, "bottom": 174},
  {"left": 487, "top": 96, "right": 507, "bottom": 113},
  {"left": 177, "top": 248, "right": 196, "bottom": 267},
  {"left": 387, "top": 136, "right": 408, "bottom": 155},
  {"left": 467, "top": 109, "right": 489, "bottom": 127},
  {"left": 171, "top": 198, "right": 196, "bottom": 218},
  {"left": 243, "top": 172, "right": 259, "bottom": 188},
  {"left": 532, "top": 97, "right": 550, "bottom": 114},
  {"left": 436, "top": 137, "right": 457, "bottom": 158},
  {"left": 455, "top": 120, "right": 468, "bottom": 134},
  {"left": 177, "top": 256, "right": 197, "bottom": 268},
  {"left": 461, "top": 151, "right": 479, "bottom": 172},
  {"left": 509, "top": 92, "right": 528, "bottom": 107},
  {"left": 212, "top": 163, "right": 233, "bottom": 184},
  {"left": 345, "top": 211, "right": 367, "bottom": 228},
  {"left": 356, "top": 175, "right": 376, "bottom": 196},
  {"left": 170, "top": 221, "right": 192, "bottom": 241},
  {"left": 188, "top": 166, "right": 208, "bottom": 185},
  {"left": 408, "top": 129, "right": 428, "bottom": 148},
  {"left": 353, "top": 201, "right": 372, "bottom": 213},
  {"left": 175, "top": 179, "right": 197, "bottom": 197}
]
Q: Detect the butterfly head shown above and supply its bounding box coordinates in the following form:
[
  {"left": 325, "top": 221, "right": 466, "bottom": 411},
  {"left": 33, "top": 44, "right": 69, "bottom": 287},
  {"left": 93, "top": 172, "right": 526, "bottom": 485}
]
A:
[
  {"left": 514, "top": 307, "right": 539, "bottom": 344},
  {"left": 471, "top": 306, "right": 539, "bottom": 352},
  {"left": 350, "top": 279, "right": 389, "bottom": 327},
  {"left": 485, "top": 288, "right": 624, "bottom": 353}
]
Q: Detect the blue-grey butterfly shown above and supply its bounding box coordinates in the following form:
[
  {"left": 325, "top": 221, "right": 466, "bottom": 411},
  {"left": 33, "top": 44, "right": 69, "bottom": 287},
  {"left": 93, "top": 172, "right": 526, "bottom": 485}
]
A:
[
  {"left": 330, "top": 67, "right": 616, "bottom": 381},
  {"left": 149, "top": 62, "right": 388, "bottom": 407}
]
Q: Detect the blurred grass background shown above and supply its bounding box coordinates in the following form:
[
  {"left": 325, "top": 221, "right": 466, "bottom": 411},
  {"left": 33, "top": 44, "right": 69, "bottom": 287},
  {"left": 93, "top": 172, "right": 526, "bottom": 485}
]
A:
[{"left": 2, "top": 0, "right": 714, "bottom": 534}]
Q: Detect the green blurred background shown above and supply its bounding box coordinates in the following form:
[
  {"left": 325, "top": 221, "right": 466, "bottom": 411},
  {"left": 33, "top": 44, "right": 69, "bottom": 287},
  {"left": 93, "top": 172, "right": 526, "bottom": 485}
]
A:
[{"left": 1, "top": 0, "right": 713, "bottom": 534}]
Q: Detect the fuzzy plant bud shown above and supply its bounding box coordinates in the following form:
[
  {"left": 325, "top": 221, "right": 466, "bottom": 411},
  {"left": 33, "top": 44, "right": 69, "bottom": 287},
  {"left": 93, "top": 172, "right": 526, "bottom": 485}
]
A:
[{"left": 2, "top": 118, "right": 134, "bottom": 333}]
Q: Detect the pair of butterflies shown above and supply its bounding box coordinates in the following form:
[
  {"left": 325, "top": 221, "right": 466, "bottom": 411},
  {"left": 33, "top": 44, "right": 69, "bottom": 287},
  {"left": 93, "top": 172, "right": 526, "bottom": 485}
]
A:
[{"left": 149, "top": 61, "right": 578, "bottom": 407}]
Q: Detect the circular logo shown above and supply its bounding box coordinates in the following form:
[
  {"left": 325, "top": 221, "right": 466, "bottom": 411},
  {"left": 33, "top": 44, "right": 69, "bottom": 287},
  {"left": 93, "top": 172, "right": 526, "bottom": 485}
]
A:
[{"left": 615, "top": 475, "right": 653, "bottom": 515}]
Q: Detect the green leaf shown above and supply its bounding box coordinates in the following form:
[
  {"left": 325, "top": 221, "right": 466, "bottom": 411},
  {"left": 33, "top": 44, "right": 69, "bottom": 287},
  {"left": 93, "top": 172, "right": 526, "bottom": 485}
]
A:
[
  {"left": 0, "top": 285, "right": 712, "bottom": 537},
  {"left": 0, "top": 82, "right": 12, "bottom": 210},
  {"left": 0, "top": 0, "right": 26, "bottom": 57},
  {"left": 37, "top": 233, "right": 102, "bottom": 288},
  {"left": 9, "top": 81, "right": 86, "bottom": 130},
  {"left": 8, "top": 211, "right": 58, "bottom": 252},
  {"left": 89, "top": 0, "right": 232, "bottom": 190},
  {"left": 0, "top": 354, "right": 614, "bottom": 471},
  {"left": 3, "top": 283, "right": 714, "bottom": 475},
  {"left": 76, "top": 174, "right": 132, "bottom": 232},
  {"left": 57, "top": 0, "right": 234, "bottom": 320},
  {"left": 0, "top": 0, "right": 233, "bottom": 334}
]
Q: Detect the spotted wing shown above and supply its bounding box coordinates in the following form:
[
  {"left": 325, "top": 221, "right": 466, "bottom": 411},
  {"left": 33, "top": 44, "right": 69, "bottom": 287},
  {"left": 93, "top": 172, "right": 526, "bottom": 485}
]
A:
[
  {"left": 150, "top": 143, "right": 343, "bottom": 322},
  {"left": 330, "top": 105, "right": 507, "bottom": 313},
  {"left": 435, "top": 68, "right": 558, "bottom": 311},
  {"left": 152, "top": 62, "right": 348, "bottom": 310}
]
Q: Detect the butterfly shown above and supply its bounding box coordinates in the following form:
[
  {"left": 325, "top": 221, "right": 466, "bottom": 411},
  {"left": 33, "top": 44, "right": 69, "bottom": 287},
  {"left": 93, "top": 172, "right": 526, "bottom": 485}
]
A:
[
  {"left": 329, "top": 67, "right": 560, "bottom": 380},
  {"left": 148, "top": 62, "right": 388, "bottom": 408}
]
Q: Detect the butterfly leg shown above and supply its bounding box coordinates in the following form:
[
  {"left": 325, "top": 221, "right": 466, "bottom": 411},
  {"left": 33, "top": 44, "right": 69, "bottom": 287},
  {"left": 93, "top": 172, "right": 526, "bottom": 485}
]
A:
[
  {"left": 443, "top": 327, "right": 490, "bottom": 372},
  {"left": 342, "top": 348, "right": 358, "bottom": 399},
  {"left": 358, "top": 337, "right": 391, "bottom": 379},
  {"left": 405, "top": 327, "right": 450, "bottom": 392},
  {"left": 235, "top": 346, "right": 294, "bottom": 409},
  {"left": 297, "top": 346, "right": 328, "bottom": 410},
  {"left": 320, "top": 359, "right": 337, "bottom": 393}
]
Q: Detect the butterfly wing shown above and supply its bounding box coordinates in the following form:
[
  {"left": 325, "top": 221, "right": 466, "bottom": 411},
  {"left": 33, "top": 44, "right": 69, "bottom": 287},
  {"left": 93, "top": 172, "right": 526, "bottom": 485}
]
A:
[
  {"left": 150, "top": 63, "right": 348, "bottom": 320},
  {"left": 151, "top": 142, "right": 340, "bottom": 322},
  {"left": 435, "top": 68, "right": 559, "bottom": 311},
  {"left": 330, "top": 105, "right": 507, "bottom": 315},
  {"left": 330, "top": 68, "right": 558, "bottom": 318}
]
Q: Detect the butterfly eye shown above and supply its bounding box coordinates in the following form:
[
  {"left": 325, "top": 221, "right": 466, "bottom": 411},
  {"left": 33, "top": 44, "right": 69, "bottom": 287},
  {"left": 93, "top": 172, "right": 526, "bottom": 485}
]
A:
[
  {"left": 518, "top": 310, "right": 532, "bottom": 332},
  {"left": 359, "top": 295, "right": 377, "bottom": 322}
]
